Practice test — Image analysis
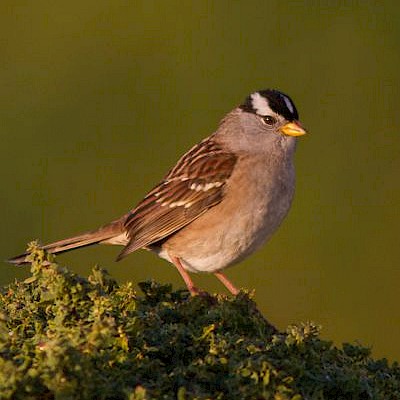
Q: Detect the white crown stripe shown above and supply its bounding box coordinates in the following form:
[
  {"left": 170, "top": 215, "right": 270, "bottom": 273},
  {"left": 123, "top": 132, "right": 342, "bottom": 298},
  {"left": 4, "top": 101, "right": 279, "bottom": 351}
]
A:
[
  {"left": 250, "top": 92, "right": 274, "bottom": 116},
  {"left": 282, "top": 94, "right": 294, "bottom": 114}
]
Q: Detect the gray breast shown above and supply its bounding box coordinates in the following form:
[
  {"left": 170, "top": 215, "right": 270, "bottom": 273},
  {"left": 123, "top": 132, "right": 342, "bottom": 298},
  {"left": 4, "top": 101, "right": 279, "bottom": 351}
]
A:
[{"left": 159, "top": 150, "right": 296, "bottom": 273}]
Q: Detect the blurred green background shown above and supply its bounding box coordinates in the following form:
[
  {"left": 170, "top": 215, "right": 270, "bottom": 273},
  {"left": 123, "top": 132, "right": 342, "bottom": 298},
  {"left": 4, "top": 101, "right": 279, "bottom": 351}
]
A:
[{"left": 2, "top": 1, "right": 399, "bottom": 360}]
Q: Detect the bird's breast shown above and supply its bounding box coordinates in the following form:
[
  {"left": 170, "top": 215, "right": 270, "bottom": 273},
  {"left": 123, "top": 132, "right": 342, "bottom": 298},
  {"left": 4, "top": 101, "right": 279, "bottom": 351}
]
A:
[{"left": 159, "top": 154, "right": 296, "bottom": 273}]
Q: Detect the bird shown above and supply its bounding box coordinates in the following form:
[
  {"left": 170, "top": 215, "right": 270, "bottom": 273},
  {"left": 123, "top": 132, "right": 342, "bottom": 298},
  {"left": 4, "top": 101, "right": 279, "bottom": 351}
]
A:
[{"left": 9, "top": 89, "right": 307, "bottom": 295}]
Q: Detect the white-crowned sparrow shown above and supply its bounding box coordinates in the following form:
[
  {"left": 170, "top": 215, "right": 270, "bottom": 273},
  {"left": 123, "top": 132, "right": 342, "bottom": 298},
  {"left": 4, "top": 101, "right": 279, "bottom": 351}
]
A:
[{"left": 9, "top": 89, "right": 307, "bottom": 295}]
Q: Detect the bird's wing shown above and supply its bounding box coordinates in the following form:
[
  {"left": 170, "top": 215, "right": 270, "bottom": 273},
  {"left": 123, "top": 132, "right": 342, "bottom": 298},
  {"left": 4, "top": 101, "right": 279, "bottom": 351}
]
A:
[{"left": 117, "top": 139, "right": 237, "bottom": 260}]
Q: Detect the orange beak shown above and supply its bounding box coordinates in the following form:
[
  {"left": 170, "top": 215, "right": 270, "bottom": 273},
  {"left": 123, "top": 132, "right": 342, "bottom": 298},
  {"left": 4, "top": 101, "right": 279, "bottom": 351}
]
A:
[{"left": 279, "top": 121, "right": 307, "bottom": 137}]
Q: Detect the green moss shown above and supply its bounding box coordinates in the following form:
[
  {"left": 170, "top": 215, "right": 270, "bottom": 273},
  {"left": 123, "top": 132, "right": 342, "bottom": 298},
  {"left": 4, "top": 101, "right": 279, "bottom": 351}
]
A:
[{"left": 1, "top": 242, "right": 399, "bottom": 399}]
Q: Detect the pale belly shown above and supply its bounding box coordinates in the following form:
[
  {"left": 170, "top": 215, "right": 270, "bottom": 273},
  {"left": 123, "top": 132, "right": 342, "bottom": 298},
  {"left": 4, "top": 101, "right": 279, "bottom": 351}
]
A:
[{"left": 157, "top": 160, "right": 295, "bottom": 273}]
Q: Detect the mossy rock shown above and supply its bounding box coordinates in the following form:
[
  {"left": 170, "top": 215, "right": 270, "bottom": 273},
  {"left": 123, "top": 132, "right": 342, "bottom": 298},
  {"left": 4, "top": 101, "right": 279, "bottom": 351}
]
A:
[{"left": 0, "top": 243, "right": 399, "bottom": 399}]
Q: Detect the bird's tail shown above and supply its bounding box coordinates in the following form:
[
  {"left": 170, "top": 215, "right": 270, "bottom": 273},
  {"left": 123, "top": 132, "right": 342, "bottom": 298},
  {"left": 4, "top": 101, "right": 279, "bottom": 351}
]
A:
[{"left": 8, "top": 219, "right": 125, "bottom": 265}]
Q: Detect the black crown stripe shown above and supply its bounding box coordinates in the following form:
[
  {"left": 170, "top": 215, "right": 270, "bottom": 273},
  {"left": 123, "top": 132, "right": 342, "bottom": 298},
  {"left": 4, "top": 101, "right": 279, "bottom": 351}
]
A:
[{"left": 240, "top": 89, "right": 299, "bottom": 121}]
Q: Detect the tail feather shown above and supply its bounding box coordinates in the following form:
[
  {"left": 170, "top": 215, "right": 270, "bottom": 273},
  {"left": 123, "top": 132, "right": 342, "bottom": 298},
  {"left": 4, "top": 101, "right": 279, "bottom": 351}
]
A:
[{"left": 8, "top": 220, "right": 124, "bottom": 265}]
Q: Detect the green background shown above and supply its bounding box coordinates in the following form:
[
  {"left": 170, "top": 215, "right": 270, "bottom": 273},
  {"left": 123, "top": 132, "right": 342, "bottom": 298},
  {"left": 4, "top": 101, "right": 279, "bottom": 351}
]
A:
[{"left": 2, "top": 1, "right": 399, "bottom": 361}]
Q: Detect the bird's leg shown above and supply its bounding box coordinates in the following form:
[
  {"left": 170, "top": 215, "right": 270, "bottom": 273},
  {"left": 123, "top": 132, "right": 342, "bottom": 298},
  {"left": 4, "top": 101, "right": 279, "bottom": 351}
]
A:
[
  {"left": 214, "top": 272, "right": 239, "bottom": 295},
  {"left": 169, "top": 254, "right": 200, "bottom": 296}
]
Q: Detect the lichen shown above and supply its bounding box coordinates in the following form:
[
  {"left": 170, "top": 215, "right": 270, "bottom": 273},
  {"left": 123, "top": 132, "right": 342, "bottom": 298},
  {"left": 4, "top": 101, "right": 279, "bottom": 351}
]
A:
[{"left": 0, "top": 242, "right": 399, "bottom": 399}]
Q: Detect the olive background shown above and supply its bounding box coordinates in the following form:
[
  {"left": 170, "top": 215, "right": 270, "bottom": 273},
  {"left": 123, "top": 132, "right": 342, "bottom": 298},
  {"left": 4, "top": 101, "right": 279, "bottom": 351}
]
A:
[{"left": 2, "top": 2, "right": 399, "bottom": 360}]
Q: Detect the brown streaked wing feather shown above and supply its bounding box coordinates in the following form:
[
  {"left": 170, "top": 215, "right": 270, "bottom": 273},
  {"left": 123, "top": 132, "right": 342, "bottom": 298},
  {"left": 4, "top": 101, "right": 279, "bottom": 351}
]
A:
[{"left": 116, "top": 139, "right": 237, "bottom": 260}]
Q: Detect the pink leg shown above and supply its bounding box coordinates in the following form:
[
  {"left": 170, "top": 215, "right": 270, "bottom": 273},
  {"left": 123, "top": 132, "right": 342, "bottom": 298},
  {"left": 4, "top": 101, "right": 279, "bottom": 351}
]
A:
[
  {"left": 214, "top": 272, "right": 239, "bottom": 295},
  {"left": 169, "top": 254, "right": 200, "bottom": 296}
]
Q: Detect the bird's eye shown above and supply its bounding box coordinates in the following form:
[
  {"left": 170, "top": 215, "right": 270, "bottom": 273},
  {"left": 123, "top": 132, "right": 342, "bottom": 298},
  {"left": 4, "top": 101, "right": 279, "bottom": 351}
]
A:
[{"left": 261, "top": 115, "right": 277, "bottom": 126}]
